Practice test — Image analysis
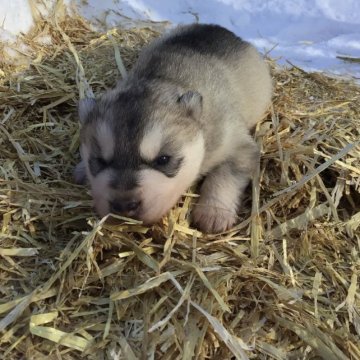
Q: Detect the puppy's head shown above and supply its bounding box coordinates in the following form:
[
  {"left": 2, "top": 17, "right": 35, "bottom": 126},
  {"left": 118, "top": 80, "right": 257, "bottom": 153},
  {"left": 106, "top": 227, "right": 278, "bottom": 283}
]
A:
[{"left": 78, "top": 81, "right": 205, "bottom": 224}]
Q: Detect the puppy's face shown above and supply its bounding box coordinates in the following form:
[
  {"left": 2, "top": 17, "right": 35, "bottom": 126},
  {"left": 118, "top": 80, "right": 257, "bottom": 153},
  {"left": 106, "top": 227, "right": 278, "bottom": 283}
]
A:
[{"left": 78, "top": 84, "right": 204, "bottom": 224}]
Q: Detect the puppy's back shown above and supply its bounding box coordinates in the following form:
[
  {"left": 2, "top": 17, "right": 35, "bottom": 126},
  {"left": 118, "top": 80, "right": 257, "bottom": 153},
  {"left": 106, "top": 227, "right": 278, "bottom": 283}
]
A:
[
  {"left": 132, "top": 24, "right": 249, "bottom": 77},
  {"left": 155, "top": 24, "right": 249, "bottom": 58},
  {"left": 128, "top": 24, "right": 272, "bottom": 130}
]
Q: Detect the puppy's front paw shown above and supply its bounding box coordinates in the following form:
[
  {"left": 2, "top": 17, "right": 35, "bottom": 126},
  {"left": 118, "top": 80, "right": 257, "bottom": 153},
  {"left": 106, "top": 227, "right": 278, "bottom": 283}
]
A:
[{"left": 192, "top": 203, "right": 237, "bottom": 234}]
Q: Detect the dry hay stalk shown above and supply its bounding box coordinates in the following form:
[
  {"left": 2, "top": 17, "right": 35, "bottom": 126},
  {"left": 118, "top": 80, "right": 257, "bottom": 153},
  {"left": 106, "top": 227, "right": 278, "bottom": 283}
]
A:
[{"left": 0, "top": 6, "right": 359, "bottom": 360}]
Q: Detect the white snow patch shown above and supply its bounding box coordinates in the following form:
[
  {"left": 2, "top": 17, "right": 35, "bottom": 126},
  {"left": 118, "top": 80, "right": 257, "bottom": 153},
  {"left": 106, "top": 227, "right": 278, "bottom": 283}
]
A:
[
  {"left": 1, "top": 0, "right": 360, "bottom": 78},
  {"left": 0, "top": 0, "right": 34, "bottom": 35}
]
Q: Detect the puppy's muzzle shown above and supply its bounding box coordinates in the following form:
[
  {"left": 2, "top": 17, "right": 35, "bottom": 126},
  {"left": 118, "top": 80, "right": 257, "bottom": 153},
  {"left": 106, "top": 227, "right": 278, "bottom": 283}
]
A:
[{"left": 109, "top": 198, "right": 141, "bottom": 217}]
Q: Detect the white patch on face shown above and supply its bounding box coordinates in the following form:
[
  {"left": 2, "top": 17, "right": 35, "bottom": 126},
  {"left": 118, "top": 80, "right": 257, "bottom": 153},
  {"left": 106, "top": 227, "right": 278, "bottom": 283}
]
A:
[
  {"left": 80, "top": 143, "right": 112, "bottom": 217},
  {"left": 139, "top": 124, "right": 164, "bottom": 161},
  {"left": 97, "top": 122, "right": 114, "bottom": 161},
  {"left": 138, "top": 134, "right": 205, "bottom": 224},
  {"left": 90, "top": 170, "right": 112, "bottom": 217}
]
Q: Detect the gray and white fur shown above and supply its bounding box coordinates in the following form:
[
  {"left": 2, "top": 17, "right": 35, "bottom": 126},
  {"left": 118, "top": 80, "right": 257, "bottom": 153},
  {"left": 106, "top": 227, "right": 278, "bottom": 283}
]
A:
[{"left": 75, "top": 24, "right": 272, "bottom": 233}]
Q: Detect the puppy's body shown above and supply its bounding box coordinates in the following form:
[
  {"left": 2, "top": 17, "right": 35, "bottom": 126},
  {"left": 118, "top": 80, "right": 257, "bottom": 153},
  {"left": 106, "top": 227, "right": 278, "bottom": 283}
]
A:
[{"left": 77, "top": 24, "right": 272, "bottom": 233}]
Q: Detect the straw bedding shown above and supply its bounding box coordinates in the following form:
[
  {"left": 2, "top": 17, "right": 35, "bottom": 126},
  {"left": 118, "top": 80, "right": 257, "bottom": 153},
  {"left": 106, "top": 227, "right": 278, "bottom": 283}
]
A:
[{"left": 0, "top": 9, "right": 359, "bottom": 360}]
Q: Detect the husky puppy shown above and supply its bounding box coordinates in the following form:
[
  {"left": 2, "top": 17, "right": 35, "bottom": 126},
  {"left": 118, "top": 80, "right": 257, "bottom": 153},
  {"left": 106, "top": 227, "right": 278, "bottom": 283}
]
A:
[{"left": 75, "top": 24, "right": 272, "bottom": 233}]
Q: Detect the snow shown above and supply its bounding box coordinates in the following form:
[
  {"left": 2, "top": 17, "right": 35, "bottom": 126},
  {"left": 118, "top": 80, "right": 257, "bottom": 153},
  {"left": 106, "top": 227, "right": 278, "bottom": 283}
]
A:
[
  {"left": 0, "top": 0, "right": 34, "bottom": 35},
  {"left": 1, "top": 0, "right": 360, "bottom": 78}
]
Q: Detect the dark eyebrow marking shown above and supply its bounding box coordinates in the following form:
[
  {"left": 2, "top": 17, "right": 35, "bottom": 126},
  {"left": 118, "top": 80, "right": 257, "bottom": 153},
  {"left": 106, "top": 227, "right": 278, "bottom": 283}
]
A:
[{"left": 109, "top": 170, "right": 139, "bottom": 190}]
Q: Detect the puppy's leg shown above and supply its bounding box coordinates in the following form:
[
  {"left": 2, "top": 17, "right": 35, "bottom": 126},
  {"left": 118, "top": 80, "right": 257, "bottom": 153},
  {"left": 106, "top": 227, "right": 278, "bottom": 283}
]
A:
[{"left": 192, "top": 138, "right": 259, "bottom": 233}]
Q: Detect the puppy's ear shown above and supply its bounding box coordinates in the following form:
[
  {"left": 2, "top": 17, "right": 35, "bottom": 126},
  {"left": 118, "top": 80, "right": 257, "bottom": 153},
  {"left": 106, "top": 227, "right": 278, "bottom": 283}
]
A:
[
  {"left": 78, "top": 98, "right": 97, "bottom": 124},
  {"left": 178, "top": 91, "right": 203, "bottom": 120}
]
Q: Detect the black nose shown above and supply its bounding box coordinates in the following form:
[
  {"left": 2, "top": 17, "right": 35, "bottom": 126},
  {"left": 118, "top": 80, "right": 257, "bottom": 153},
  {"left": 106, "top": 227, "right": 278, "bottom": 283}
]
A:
[{"left": 110, "top": 200, "right": 141, "bottom": 214}]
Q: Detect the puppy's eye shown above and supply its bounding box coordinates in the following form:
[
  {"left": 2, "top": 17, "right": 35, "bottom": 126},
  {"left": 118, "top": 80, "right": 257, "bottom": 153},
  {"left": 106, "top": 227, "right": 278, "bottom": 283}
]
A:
[
  {"left": 88, "top": 157, "right": 109, "bottom": 176},
  {"left": 155, "top": 155, "right": 171, "bottom": 166},
  {"left": 96, "top": 157, "right": 108, "bottom": 168}
]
